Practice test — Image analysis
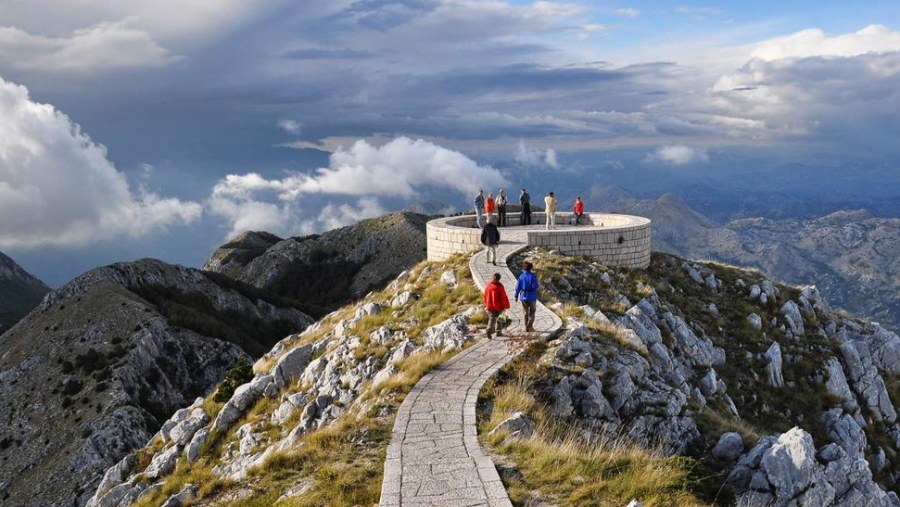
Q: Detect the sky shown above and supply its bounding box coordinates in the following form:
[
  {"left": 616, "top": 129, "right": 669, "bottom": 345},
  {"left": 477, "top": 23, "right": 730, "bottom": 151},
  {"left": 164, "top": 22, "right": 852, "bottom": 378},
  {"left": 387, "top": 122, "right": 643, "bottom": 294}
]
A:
[{"left": 1, "top": 0, "right": 899, "bottom": 286}]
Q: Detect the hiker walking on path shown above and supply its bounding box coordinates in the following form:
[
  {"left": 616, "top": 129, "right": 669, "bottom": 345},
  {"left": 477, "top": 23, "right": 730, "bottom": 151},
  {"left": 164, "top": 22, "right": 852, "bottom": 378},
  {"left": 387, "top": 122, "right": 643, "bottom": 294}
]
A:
[
  {"left": 544, "top": 191, "right": 558, "bottom": 230},
  {"left": 573, "top": 196, "right": 584, "bottom": 225},
  {"left": 496, "top": 189, "right": 508, "bottom": 227},
  {"left": 480, "top": 219, "right": 501, "bottom": 265},
  {"left": 483, "top": 273, "right": 510, "bottom": 339},
  {"left": 520, "top": 188, "right": 532, "bottom": 225},
  {"left": 514, "top": 261, "right": 540, "bottom": 332},
  {"left": 485, "top": 192, "right": 496, "bottom": 224},
  {"left": 473, "top": 189, "right": 485, "bottom": 228}
]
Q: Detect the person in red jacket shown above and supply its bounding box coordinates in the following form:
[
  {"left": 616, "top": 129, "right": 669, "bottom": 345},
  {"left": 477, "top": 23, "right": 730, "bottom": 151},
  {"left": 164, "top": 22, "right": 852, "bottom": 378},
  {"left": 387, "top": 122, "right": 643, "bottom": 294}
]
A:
[
  {"left": 483, "top": 272, "right": 511, "bottom": 339},
  {"left": 485, "top": 192, "right": 496, "bottom": 224},
  {"left": 573, "top": 196, "right": 585, "bottom": 225}
]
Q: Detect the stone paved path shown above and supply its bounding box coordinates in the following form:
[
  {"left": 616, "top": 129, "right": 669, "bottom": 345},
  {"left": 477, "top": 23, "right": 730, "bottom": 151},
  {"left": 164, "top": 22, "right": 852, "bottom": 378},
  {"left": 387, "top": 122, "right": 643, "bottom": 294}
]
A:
[{"left": 379, "top": 229, "right": 562, "bottom": 506}]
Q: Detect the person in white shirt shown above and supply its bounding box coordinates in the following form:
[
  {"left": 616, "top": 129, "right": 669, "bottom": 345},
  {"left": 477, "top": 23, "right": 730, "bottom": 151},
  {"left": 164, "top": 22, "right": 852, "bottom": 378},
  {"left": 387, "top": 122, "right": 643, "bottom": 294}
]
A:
[{"left": 544, "top": 191, "right": 557, "bottom": 230}]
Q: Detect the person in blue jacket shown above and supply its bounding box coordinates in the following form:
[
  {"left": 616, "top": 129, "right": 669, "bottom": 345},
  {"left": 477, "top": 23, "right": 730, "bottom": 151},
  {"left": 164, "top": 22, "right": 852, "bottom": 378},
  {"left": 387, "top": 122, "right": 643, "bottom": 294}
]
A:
[{"left": 514, "top": 261, "right": 540, "bottom": 332}]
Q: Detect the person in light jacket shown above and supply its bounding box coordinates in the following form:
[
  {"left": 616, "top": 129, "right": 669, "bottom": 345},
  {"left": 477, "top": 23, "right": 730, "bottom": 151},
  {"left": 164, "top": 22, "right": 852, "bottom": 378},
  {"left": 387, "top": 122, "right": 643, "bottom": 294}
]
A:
[
  {"left": 496, "top": 189, "right": 508, "bottom": 227},
  {"left": 544, "top": 191, "right": 558, "bottom": 230},
  {"left": 473, "top": 189, "right": 485, "bottom": 228}
]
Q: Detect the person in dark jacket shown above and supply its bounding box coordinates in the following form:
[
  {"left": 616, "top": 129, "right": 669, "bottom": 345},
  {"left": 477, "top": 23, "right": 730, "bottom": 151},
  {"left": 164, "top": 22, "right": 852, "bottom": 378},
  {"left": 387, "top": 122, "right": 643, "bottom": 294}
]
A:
[
  {"left": 480, "top": 219, "right": 500, "bottom": 265},
  {"left": 514, "top": 261, "right": 540, "bottom": 332},
  {"left": 483, "top": 273, "right": 511, "bottom": 339},
  {"left": 520, "top": 188, "right": 532, "bottom": 225}
]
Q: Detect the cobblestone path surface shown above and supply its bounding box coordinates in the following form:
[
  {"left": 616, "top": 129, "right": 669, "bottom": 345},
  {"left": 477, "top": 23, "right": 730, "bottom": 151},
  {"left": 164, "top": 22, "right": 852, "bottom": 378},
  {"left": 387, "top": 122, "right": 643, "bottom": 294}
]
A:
[{"left": 379, "top": 230, "right": 562, "bottom": 506}]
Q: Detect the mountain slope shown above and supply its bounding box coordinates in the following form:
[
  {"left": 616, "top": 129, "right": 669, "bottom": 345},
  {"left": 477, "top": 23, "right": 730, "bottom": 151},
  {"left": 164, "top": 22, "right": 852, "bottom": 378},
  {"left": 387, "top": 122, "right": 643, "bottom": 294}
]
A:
[
  {"left": 0, "top": 259, "right": 312, "bottom": 507},
  {"left": 203, "top": 212, "right": 429, "bottom": 316},
  {"left": 0, "top": 251, "right": 50, "bottom": 333},
  {"left": 593, "top": 187, "right": 900, "bottom": 331}
]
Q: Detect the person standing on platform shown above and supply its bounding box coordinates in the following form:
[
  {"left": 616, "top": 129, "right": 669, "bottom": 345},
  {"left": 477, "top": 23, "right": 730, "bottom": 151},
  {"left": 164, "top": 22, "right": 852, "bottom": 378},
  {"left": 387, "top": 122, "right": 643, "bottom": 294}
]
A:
[
  {"left": 520, "top": 188, "right": 532, "bottom": 225},
  {"left": 573, "top": 196, "right": 585, "bottom": 225},
  {"left": 514, "top": 261, "right": 540, "bottom": 332},
  {"left": 483, "top": 273, "right": 510, "bottom": 339},
  {"left": 544, "top": 191, "right": 558, "bottom": 230},
  {"left": 496, "top": 189, "right": 508, "bottom": 227},
  {"left": 473, "top": 189, "right": 485, "bottom": 228},
  {"left": 485, "top": 192, "right": 496, "bottom": 224}
]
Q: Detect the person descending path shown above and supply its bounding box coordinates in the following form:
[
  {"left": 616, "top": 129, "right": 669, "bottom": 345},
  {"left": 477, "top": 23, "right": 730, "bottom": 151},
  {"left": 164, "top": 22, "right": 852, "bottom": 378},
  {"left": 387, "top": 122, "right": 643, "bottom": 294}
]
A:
[
  {"left": 514, "top": 261, "right": 540, "bottom": 332},
  {"left": 483, "top": 273, "right": 510, "bottom": 340},
  {"left": 544, "top": 191, "right": 558, "bottom": 230},
  {"left": 496, "top": 189, "right": 508, "bottom": 227},
  {"left": 573, "top": 196, "right": 585, "bottom": 225},
  {"left": 485, "top": 192, "right": 496, "bottom": 224},
  {"left": 520, "top": 188, "right": 532, "bottom": 225},
  {"left": 473, "top": 189, "right": 485, "bottom": 228},
  {"left": 480, "top": 218, "right": 500, "bottom": 265}
]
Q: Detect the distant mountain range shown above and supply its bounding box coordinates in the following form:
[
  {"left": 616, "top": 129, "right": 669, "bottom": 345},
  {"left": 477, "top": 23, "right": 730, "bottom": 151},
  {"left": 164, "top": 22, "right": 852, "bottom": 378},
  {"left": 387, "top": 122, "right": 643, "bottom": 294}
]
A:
[
  {"left": 592, "top": 186, "right": 900, "bottom": 331},
  {"left": 0, "top": 251, "right": 49, "bottom": 333}
]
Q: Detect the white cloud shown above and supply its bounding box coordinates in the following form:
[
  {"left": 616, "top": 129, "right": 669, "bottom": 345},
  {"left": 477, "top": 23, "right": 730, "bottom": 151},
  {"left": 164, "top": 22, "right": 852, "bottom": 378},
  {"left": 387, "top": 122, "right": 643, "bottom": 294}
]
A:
[
  {"left": 676, "top": 5, "right": 724, "bottom": 16},
  {"left": 208, "top": 137, "right": 507, "bottom": 238},
  {"left": 647, "top": 145, "right": 709, "bottom": 166},
  {"left": 611, "top": 8, "right": 639, "bottom": 18},
  {"left": 277, "top": 119, "right": 301, "bottom": 134},
  {"left": 0, "top": 20, "right": 178, "bottom": 72},
  {"left": 747, "top": 24, "right": 900, "bottom": 62},
  {"left": 0, "top": 77, "right": 201, "bottom": 248},
  {"left": 514, "top": 139, "right": 560, "bottom": 168}
]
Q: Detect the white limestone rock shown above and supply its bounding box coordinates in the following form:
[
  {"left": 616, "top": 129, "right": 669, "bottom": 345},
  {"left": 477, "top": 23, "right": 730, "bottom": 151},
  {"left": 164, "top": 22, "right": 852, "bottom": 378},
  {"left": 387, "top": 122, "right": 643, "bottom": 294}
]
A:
[
  {"left": 780, "top": 301, "right": 805, "bottom": 337},
  {"left": 168, "top": 409, "right": 209, "bottom": 447},
  {"left": 423, "top": 308, "right": 475, "bottom": 352},
  {"left": 747, "top": 313, "right": 762, "bottom": 330},
  {"left": 824, "top": 357, "right": 857, "bottom": 412},
  {"left": 160, "top": 484, "right": 197, "bottom": 507},
  {"left": 213, "top": 374, "right": 274, "bottom": 431},
  {"left": 355, "top": 302, "right": 382, "bottom": 319},
  {"left": 144, "top": 445, "right": 180, "bottom": 480},
  {"left": 764, "top": 342, "right": 784, "bottom": 388},
  {"left": 185, "top": 428, "right": 209, "bottom": 462},
  {"left": 272, "top": 344, "right": 314, "bottom": 388},
  {"left": 439, "top": 269, "right": 458, "bottom": 287}
]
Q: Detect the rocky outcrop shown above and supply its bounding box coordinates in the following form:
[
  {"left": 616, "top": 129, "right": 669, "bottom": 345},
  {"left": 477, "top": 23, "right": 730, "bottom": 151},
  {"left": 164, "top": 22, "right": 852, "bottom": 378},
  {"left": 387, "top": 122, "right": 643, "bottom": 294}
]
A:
[
  {"left": 0, "top": 250, "right": 49, "bottom": 333},
  {"left": 202, "top": 211, "right": 429, "bottom": 315},
  {"left": 0, "top": 258, "right": 311, "bottom": 507}
]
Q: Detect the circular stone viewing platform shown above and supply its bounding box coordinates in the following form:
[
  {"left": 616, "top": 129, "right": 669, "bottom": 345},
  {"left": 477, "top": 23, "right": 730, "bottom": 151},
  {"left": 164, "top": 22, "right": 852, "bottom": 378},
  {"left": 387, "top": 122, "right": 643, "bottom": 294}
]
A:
[{"left": 426, "top": 212, "right": 652, "bottom": 268}]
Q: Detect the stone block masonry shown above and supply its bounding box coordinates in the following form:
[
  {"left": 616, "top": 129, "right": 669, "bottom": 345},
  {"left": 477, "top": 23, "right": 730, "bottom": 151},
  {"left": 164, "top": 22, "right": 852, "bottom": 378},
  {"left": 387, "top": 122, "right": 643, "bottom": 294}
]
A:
[{"left": 426, "top": 213, "right": 652, "bottom": 268}]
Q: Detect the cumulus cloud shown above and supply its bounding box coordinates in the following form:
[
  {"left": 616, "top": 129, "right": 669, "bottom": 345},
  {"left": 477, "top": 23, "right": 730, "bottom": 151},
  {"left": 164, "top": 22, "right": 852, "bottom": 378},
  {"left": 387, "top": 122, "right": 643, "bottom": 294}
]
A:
[
  {"left": 514, "top": 140, "right": 560, "bottom": 168},
  {"left": 611, "top": 8, "right": 639, "bottom": 18},
  {"left": 747, "top": 24, "right": 900, "bottom": 62},
  {"left": 277, "top": 119, "right": 301, "bottom": 134},
  {"left": 0, "top": 77, "right": 201, "bottom": 248},
  {"left": 208, "top": 137, "right": 506, "bottom": 238},
  {"left": 0, "top": 20, "right": 178, "bottom": 71},
  {"left": 647, "top": 145, "right": 709, "bottom": 166}
]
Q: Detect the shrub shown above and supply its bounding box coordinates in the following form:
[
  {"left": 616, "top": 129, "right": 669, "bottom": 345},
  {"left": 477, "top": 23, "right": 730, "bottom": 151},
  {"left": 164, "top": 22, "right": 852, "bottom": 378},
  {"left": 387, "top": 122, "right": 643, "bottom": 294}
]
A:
[{"left": 213, "top": 360, "right": 254, "bottom": 403}]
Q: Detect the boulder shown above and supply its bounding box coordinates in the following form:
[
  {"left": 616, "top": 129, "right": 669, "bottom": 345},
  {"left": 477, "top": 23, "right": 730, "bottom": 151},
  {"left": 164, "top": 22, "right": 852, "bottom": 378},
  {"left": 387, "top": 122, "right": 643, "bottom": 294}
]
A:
[
  {"left": 423, "top": 309, "right": 474, "bottom": 352},
  {"left": 160, "top": 484, "right": 198, "bottom": 507},
  {"left": 144, "top": 445, "right": 180, "bottom": 480},
  {"left": 749, "top": 284, "right": 761, "bottom": 300},
  {"left": 780, "top": 301, "right": 805, "bottom": 337},
  {"left": 683, "top": 263, "right": 704, "bottom": 284},
  {"left": 840, "top": 341, "right": 898, "bottom": 424},
  {"left": 391, "top": 291, "right": 417, "bottom": 308},
  {"left": 489, "top": 412, "right": 535, "bottom": 440},
  {"left": 764, "top": 342, "right": 784, "bottom": 388},
  {"left": 550, "top": 376, "right": 575, "bottom": 418},
  {"left": 824, "top": 357, "right": 857, "bottom": 412},
  {"left": 185, "top": 428, "right": 210, "bottom": 462},
  {"left": 272, "top": 344, "right": 314, "bottom": 388},
  {"left": 355, "top": 302, "right": 382, "bottom": 319},
  {"left": 712, "top": 432, "right": 744, "bottom": 461},
  {"left": 213, "top": 374, "right": 274, "bottom": 431},
  {"left": 168, "top": 409, "right": 209, "bottom": 447},
  {"left": 747, "top": 313, "right": 762, "bottom": 330},
  {"left": 440, "top": 270, "right": 458, "bottom": 287},
  {"left": 87, "top": 455, "right": 134, "bottom": 504}
]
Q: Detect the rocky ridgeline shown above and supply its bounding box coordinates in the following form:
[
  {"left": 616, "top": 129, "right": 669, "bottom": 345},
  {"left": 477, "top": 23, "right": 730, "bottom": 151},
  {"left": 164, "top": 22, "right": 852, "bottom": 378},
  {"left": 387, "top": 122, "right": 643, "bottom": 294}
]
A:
[
  {"left": 0, "top": 249, "right": 49, "bottom": 332},
  {"left": 0, "top": 259, "right": 312, "bottom": 507},
  {"left": 520, "top": 249, "right": 900, "bottom": 505},
  {"left": 87, "top": 260, "right": 481, "bottom": 507},
  {"left": 202, "top": 212, "right": 429, "bottom": 315}
]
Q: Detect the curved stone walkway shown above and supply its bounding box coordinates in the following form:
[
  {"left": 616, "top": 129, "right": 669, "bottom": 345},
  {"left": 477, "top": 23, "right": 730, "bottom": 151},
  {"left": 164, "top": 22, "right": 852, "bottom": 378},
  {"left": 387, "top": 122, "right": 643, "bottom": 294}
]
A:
[{"left": 379, "top": 231, "right": 562, "bottom": 506}]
